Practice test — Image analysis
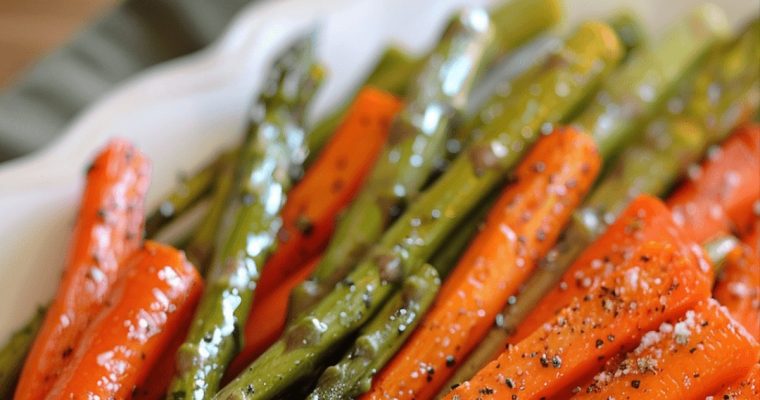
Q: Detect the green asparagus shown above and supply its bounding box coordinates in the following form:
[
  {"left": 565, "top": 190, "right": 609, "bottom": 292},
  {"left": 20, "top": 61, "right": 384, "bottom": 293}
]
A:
[
  {"left": 288, "top": 5, "right": 502, "bottom": 320},
  {"left": 185, "top": 156, "right": 238, "bottom": 271},
  {"left": 0, "top": 307, "right": 45, "bottom": 399},
  {"left": 608, "top": 11, "right": 647, "bottom": 61},
  {"left": 145, "top": 153, "right": 229, "bottom": 238},
  {"left": 168, "top": 36, "right": 324, "bottom": 399},
  {"left": 305, "top": 190, "right": 496, "bottom": 399},
  {"left": 307, "top": 263, "right": 440, "bottom": 400},
  {"left": 216, "top": 22, "right": 622, "bottom": 400},
  {"left": 440, "top": 10, "right": 755, "bottom": 393},
  {"left": 574, "top": 4, "right": 729, "bottom": 158}
]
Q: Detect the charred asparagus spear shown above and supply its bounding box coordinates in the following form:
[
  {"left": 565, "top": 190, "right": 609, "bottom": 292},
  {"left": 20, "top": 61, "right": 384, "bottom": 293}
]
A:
[
  {"left": 217, "top": 22, "right": 622, "bottom": 400},
  {"left": 441, "top": 11, "right": 755, "bottom": 392},
  {"left": 307, "top": 263, "right": 440, "bottom": 400},
  {"left": 167, "top": 36, "right": 325, "bottom": 399}
]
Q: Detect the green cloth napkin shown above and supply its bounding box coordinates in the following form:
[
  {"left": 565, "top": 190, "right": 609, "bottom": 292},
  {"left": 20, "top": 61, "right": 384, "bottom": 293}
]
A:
[{"left": 0, "top": 0, "right": 255, "bottom": 161}]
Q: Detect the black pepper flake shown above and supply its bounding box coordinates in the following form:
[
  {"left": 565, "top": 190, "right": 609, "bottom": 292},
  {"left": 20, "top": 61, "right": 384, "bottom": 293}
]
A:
[
  {"left": 295, "top": 215, "right": 314, "bottom": 236},
  {"left": 631, "top": 380, "right": 641, "bottom": 389},
  {"left": 246, "top": 384, "right": 255, "bottom": 394},
  {"left": 96, "top": 208, "right": 107, "bottom": 220},
  {"left": 62, "top": 346, "right": 73, "bottom": 358},
  {"left": 552, "top": 355, "right": 562, "bottom": 368},
  {"left": 446, "top": 355, "right": 456, "bottom": 367},
  {"left": 539, "top": 354, "right": 549, "bottom": 368},
  {"left": 479, "top": 387, "right": 494, "bottom": 395},
  {"left": 331, "top": 179, "right": 344, "bottom": 192},
  {"left": 505, "top": 378, "right": 515, "bottom": 388},
  {"left": 596, "top": 339, "right": 604, "bottom": 348},
  {"left": 689, "top": 347, "right": 697, "bottom": 353}
]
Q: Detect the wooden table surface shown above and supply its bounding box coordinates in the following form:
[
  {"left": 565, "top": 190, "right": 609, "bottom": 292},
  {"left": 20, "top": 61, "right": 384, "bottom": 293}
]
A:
[{"left": 0, "top": 0, "right": 113, "bottom": 88}]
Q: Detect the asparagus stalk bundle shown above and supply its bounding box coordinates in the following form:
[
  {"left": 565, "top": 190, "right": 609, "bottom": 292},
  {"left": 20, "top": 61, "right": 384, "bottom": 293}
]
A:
[
  {"left": 288, "top": 5, "right": 501, "bottom": 320},
  {"left": 217, "top": 21, "right": 622, "bottom": 400},
  {"left": 167, "top": 36, "right": 325, "bottom": 399},
  {"left": 440, "top": 10, "right": 756, "bottom": 392},
  {"left": 307, "top": 264, "right": 440, "bottom": 400},
  {"left": 289, "top": 0, "right": 562, "bottom": 319}
]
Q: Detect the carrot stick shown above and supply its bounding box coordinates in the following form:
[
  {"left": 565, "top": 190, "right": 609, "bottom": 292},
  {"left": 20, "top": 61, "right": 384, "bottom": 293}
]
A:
[
  {"left": 362, "top": 127, "right": 602, "bottom": 400},
  {"left": 668, "top": 123, "right": 760, "bottom": 243},
  {"left": 45, "top": 241, "right": 202, "bottom": 399},
  {"left": 572, "top": 299, "right": 759, "bottom": 399},
  {"left": 713, "top": 362, "right": 760, "bottom": 399},
  {"left": 131, "top": 287, "right": 200, "bottom": 399},
  {"left": 445, "top": 241, "right": 711, "bottom": 400},
  {"left": 713, "top": 241, "right": 760, "bottom": 341},
  {"left": 743, "top": 221, "right": 760, "bottom": 257},
  {"left": 253, "top": 87, "right": 402, "bottom": 300},
  {"left": 225, "top": 257, "right": 320, "bottom": 380},
  {"left": 509, "top": 195, "right": 709, "bottom": 344},
  {"left": 15, "top": 139, "right": 151, "bottom": 400}
]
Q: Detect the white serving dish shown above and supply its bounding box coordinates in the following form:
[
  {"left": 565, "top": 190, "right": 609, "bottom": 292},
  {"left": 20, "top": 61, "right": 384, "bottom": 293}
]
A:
[{"left": 0, "top": 0, "right": 754, "bottom": 341}]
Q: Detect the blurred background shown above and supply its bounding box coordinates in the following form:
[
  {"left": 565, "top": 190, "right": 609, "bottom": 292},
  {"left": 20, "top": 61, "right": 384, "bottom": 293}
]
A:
[
  {"left": 0, "top": 0, "right": 253, "bottom": 161},
  {"left": 0, "top": 0, "right": 112, "bottom": 87}
]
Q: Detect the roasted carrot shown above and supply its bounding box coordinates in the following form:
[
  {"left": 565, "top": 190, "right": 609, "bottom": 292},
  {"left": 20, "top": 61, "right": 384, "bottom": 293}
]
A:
[
  {"left": 225, "top": 257, "right": 320, "bottom": 380},
  {"left": 668, "top": 123, "right": 760, "bottom": 243},
  {"left": 15, "top": 139, "right": 151, "bottom": 400},
  {"left": 445, "top": 241, "right": 712, "bottom": 400},
  {"left": 362, "top": 127, "right": 602, "bottom": 400},
  {"left": 572, "top": 299, "right": 759, "bottom": 399},
  {"left": 253, "top": 87, "right": 402, "bottom": 300},
  {"left": 131, "top": 291, "right": 199, "bottom": 399},
  {"left": 713, "top": 362, "right": 760, "bottom": 399},
  {"left": 743, "top": 221, "right": 760, "bottom": 257},
  {"left": 509, "top": 195, "right": 709, "bottom": 344},
  {"left": 713, "top": 241, "right": 760, "bottom": 341},
  {"left": 45, "top": 241, "right": 203, "bottom": 399}
]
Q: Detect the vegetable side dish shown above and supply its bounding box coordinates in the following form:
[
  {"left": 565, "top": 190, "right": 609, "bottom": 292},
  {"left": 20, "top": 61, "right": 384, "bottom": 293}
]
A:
[{"left": 1, "top": 0, "right": 758, "bottom": 399}]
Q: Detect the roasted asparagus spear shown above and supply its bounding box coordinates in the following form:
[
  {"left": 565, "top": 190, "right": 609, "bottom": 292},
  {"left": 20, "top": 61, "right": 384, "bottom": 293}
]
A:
[{"left": 168, "top": 35, "right": 324, "bottom": 399}]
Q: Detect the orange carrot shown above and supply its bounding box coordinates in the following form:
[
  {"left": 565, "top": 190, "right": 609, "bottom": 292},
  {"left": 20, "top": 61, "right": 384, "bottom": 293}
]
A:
[
  {"left": 363, "top": 127, "right": 602, "bottom": 400},
  {"left": 254, "top": 87, "right": 402, "bottom": 300},
  {"left": 46, "top": 241, "right": 203, "bottom": 399},
  {"left": 743, "top": 221, "right": 760, "bottom": 257},
  {"left": 15, "top": 139, "right": 151, "bottom": 400},
  {"left": 668, "top": 123, "right": 760, "bottom": 243},
  {"left": 445, "top": 241, "right": 712, "bottom": 400},
  {"left": 713, "top": 362, "right": 760, "bottom": 399},
  {"left": 510, "top": 195, "right": 710, "bottom": 343},
  {"left": 131, "top": 288, "right": 200, "bottom": 399},
  {"left": 572, "top": 299, "right": 759, "bottom": 399},
  {"left": 225, "top": 256, "right": 320, "bottom": 380},
  {"left": 713, "top": 242, "right": 760, "bottom": 341}
]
